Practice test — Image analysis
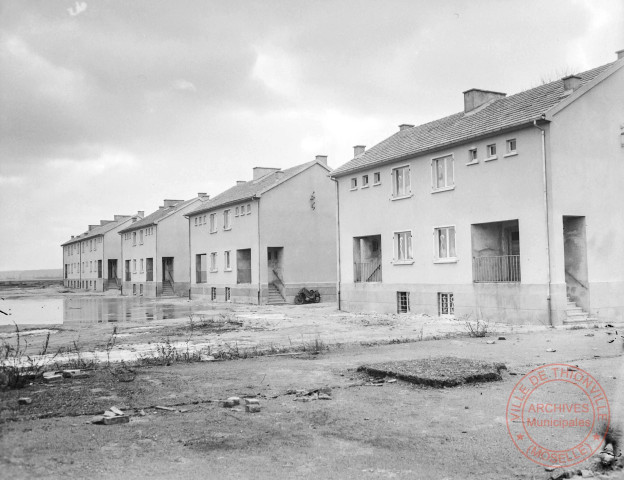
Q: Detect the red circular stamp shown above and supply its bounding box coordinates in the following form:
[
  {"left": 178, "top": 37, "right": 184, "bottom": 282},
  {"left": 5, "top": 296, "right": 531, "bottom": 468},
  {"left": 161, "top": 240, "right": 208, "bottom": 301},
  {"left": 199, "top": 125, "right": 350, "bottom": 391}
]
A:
[{"left": 506, "top": 363, "right": 610, "bottom": 467}]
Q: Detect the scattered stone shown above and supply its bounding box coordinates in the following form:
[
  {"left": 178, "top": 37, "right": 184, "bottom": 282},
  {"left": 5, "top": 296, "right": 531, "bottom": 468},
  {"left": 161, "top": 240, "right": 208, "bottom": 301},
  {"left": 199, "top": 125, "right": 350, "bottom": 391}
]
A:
[
  {"left": 200, "top": 355, "right": 215, "bottom": 362},
  {"left": 498, "top": 336, "right": 506, "bottom": 340},
  {"left": 43, "top": 372, "right": 63, "bottom": 383},
  {"left": 567, "top": 366, "right": 578, "bottom": 371},
  {"left": 244, "top": 398, "right": 259, "bottom": 405},
  {"left": 98, "top": 416, "right": 130, "bottom": 425},
  {"left": 546, "top": 348, "right": 557, "bottom": 352},
  {"left": 110, "top": 406, "right": 124, "bottom": 416},
  {"left": 318, "top": 393, "right": 332, "bottom": 400},
  {"left": 294, "top": 397, "right": 311, "bottom": 402},
  {"left": 62, "top": 369, "right": 90, "bottom": 378},
  {"left": 550, "top": 468, "right": 566, "bottom": 479},
  {"left": 138, "top": 410, "right": 146, "bottom": 416},
  {"left": 585, "top": 333, "right": 595, "bottom": 337},
  {"left": 386, "top": 379, "right": 397, "bottom": 384},
  {"left": 580, "top": 470, "right": 594, "bottom": 477},
  {"left": 103, "top": 410, "right": 117, "bottom": 417},
  {"left": 545, "top": 466, "right": 556, "bottom": 472},
  {"left": 18, "top": 397, "right": 32, "bottom": 405},
  {"left": 318, "top": 387, "right": 332, "bottom": 395},
  {"left": 245, "top": 404, "right": 261, "bottom": 413},
  {"left": 486, "top": 340, "right": 496, "bottom": 344},
  {"left": 154, "top": 406, "right": 176, "bottom": 411},
  {"left": 464, "top": 406, "right": 469, "bottom": 409},
  {"left": 227, "top": 397, "right": 241, "bottom": 406}
]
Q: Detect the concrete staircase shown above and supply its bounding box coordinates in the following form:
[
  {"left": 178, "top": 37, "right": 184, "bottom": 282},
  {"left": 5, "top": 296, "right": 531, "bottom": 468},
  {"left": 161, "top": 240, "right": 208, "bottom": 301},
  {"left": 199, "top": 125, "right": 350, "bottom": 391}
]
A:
[
  {"left": 107, "top": 279, "right": 119, "bottom": 291},
  {"left": 563, "top": 297, "right": 597, "bottom": 325},
  {"left": 268, "top": 283, "right": 285, "bottom": 305},
  {"left": 161, "top": 280, "right": 175, "bottom": 297}
]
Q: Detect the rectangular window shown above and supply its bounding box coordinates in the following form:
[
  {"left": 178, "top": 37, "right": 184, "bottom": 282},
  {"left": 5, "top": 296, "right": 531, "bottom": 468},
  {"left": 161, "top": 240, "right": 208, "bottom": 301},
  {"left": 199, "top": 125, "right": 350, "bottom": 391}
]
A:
[
  {"left": 506, "top": 138, "right": 517, "bottom": 155},
  {"left": 468, "top": 148, "right": 478, "bottom": 164},
  {"left": 438, "top": 292, "right": 454, "bottom": 316},
  {"left": 373, "top": 172, "right": 381, "bottom": 185},
  {"left": 132, "top": 232, "right": 136, "bottom": 246},
  {"left": 94, "top": 239, "right": 97, "bottom": 252},
  {"left": 132, "top": 259, "right": 137, "bottom": 273},
  {"left": 98, "top": 260, "right": 102, "bottom": 278},
  {"left": 210, "top": 252, "right": 217, "bottom": 272},
  {"left": 224, "top": 251, "right": 231, "bottom": 271},
  {"left": 196, "top": 254, "right": 207, "bottom": 283},
  {"left": 140, "top": 259, "right": 144, "bottom": 273},
  {"left": 394, "top": 231, "right": 413, "bottom": 262},
  {"left": 139, "top": 284, "right": 143, "bottom": 296},
  {"left": 211, "top": 287, "right": 216, "bottom": 301},
  {"left": 350, "top": 178, "right": 358, "bottom": 190},
  {"left": 139, "top": 230, "right": 143, "bottom": 244},
  {"left": 434, "top": 226, "right": 457, "bottom": 261},
  {"left": 235, "top": 207, "right": 239, "bottom": 217},
  {"left": 397, "top": 291, "right": 410, "bottom": 314},
  {"left": 486, "top": 144, "right": 497, "bottom": 159},
  {"left": 210, "top": 213, "right": 217, "bottom": 233},
  {"left": 247, "top": 204, "right": 251, "bottom": 214},
  {"left": 391, "top": 165, "right": 411, "bottom": 198},
  {"left": 132, "top": 284, "right": 136, "bottom": 295},
  {"left": 194, "top": 217, "right": 198, "bottom": 226},
  {"left": 125, "top": 260, "right": 131, "bottom": 281},
  {"left": 362, "top": 175, "right": 369, "bottom": 187},
  {"left": 225, "top": 287, "right": 231, "bottom": 302},
  {"left": 432, "top": 155, "right": 454, "bottom": 190},
  {"left": 223, "top": 210, "right": 231, "bottom": 230},
  {"left": 203, "top": 215, "right": 206, "bottom": 224}
]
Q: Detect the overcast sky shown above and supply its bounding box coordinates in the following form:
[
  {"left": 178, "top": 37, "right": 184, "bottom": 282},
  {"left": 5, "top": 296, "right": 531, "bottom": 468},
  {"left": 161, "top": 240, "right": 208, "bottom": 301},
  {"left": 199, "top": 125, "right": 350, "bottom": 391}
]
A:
[{"left": 1, "top": 0, "right": 623, "bottom": 271}]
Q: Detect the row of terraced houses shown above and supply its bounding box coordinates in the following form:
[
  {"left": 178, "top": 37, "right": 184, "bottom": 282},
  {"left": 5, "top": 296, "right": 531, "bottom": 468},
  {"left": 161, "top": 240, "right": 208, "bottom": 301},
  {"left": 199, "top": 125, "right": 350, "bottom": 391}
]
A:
[{"left": 62, "top": 51, "right": 624, "bottom": 325}]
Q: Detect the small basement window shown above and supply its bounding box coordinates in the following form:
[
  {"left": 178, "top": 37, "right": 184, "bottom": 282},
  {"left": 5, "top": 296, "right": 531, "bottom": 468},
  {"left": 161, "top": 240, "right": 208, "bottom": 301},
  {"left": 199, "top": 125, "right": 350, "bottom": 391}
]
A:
[
  {"left": 397, "top": 291, "right": 410, "bottom": 314},
  {"left": 225, "top": 287, "right": 231, "bottom": 302},
  {"left": 211, "top": 287, "right": 216, "bottom": 301},
  {"left": 438, "top": 292, "right": 454, "bottom": 316}
]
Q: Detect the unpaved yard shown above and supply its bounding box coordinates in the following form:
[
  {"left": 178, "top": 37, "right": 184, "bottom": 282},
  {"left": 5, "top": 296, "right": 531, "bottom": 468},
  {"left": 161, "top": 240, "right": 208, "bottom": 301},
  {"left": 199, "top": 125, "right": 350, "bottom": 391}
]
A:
[{"left": 1, "top": 288, "right": 623, "bottom": 479}]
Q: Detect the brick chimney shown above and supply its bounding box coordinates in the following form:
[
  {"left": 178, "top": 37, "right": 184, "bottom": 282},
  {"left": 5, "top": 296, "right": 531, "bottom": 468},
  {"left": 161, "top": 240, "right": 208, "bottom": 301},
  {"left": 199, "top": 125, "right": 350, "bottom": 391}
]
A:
[
  {"left": 88, "top": 224, "right": 98, "bottom": 231},
  {"left": 617, "top": 49, "right": 624, "bottom": 60},
  {"left": 197, "top": 192, "right": 209, "bottom": 198},
  {"left": 253, "top": 167, "right": 280, "bottom": 180},
  {"left": 137, "top": 210, "right": 144, "bottom": 218},
  {"left": 163, "top": 199, "right": 183, "bottom": 208},
  {"left": 398, "top": 124, "right": 413, "bottom": 131},
  {"left": 100, "top": 220, "right": 113, "bottom": 226},
  {"left": 315, "top": 155, "right": 328, "bottom": 165},
  {"left": 236, "top": 180, "right": 246, "bottom": 185},
  {"left": 562, "top": 75, "right": 582, "bottom": 92},
  {"left": 463, "top": 89, "right": 506, "bottom": 113},
  {"left": 353, "top": 145, "right": 366, "bottom": 156}
]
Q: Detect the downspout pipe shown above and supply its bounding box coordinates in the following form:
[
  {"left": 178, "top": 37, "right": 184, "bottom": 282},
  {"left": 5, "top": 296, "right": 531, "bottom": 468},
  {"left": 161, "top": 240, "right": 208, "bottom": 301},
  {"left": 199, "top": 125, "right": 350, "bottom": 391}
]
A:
[
  {"left": 533, "top": 119, "right": 553, "bottom": 327},
  {"left": 330, "top": 176, "right": 341, "bottom": 311},
  {"left": 256, "top": 198, "right": 261, "bottom": 305},
  {"left": 188, "top": 215, "right": 192, "bottom": 300}
]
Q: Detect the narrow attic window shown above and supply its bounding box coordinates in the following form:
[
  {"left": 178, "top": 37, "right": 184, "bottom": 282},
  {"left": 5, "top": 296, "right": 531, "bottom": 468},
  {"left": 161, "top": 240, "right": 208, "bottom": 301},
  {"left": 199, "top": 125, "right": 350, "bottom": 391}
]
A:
[
  {"left": 467, "top": 148, "right": 478, "bottom": 165},
  {"left": 485, "top": 144, "right": 497, "bottom": 161},
  {"left": 350, "top": 177, "right": 358, "bottom": 190},
  {"left": 373, "top": 172, "right": 381, "bottom": 185},
  {"left": 362, "top": 175, "right": 369, "bottom": 187},
  {"left": 246, "top": 204, "right": 251, "bottom": 214},
  {"left": 235, "top": 206, "right": 239, "bottom": 217},
  {"left": 504, "top": 139, "right": 517, "bottom": 157}
]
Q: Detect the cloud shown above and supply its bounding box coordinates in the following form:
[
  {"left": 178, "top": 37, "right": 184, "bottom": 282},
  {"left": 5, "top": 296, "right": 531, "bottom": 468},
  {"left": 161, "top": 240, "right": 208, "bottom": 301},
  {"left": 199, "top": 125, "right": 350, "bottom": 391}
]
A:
[
  {"left": 68, "top": 1, "right": 87, "bottom": 17},
  {"left": 172, "top": 79, "right": 197, "bottom": 92}
]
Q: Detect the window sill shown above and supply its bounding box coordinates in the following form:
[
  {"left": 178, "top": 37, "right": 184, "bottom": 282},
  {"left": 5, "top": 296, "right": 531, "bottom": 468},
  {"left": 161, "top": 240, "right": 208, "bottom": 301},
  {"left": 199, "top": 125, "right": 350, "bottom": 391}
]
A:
[
  {"left": 224, "top": 268, "right": 232, "bottom": 272},
  {"left": 431, "top": 186, "right": 455, "bottom": 194},
  {"left": 484, "top": 156, "right": 498, "bottom": 162},
  {"left": 390, "top": 194, "right": 413, "bottom": 201},
  {"left": 223, "top": 227, "right": 232, "bottom": 231},
  {"left": 209, "top": 269, "right": 218, "bottom": 273},
  {"left": 361, "top": 185, "right": 369, "bottom": 189},
  {"left": 349, "top": 188, "right": 358, "bottom": 192},
  {"left": 465, "top": 160, "right": 479, "bottom": 166},
  {"left": 392, "top": 260, "right": 414, "bottom": 265},
  {"left": 503, "top": 152, "right": 518, "bottom": 158},
  {"left": 373, "top": 182, "right": 381, "bottom": 187},
  {"left": 210, "top": 230, "right": 217, "bottom": 234},
  {"left": 434, "top": 258, "right": 458, "bottom": 264}
]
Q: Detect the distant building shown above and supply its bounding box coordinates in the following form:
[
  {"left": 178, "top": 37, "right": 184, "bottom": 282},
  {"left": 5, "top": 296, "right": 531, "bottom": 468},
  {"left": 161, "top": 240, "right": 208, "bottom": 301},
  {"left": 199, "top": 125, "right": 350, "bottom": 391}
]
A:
[
  {"left": 61, "top": 214, "right": 142, "bottom": 291},
  {"left": 331, "top": 51, "right": 624, "bottom": 325},
  {"left": 118, "top": 195, "right": 209, "bottom": 297},
  {"left": 186, "top": 157, "right": 337, "bottom": 304}
]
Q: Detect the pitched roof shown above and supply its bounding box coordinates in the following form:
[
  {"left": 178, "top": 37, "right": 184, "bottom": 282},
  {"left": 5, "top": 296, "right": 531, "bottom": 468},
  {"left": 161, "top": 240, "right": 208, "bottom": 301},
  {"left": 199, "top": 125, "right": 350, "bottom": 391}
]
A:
[
  {"left": 331, "top": 62, "right": 616, "bottom": 177},
  {"left": 61, "top": 216, "right": 134, "bottom": 246},
  {"left": 118, "top": 198, "right": 200, "bottom": 234},
  {"left": 187, "top": 160, "right": 328, "bottom": 216}
]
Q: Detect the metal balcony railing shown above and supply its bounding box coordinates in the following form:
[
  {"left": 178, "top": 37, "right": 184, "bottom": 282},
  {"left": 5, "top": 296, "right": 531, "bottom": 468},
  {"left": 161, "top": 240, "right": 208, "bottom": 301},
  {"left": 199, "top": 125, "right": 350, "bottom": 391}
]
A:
[
  {"left": 473, "top": 255, "right": 521, "bottom": 283},
  {"left": 354, "top": 259, "right": 382, "bottom": 283}
]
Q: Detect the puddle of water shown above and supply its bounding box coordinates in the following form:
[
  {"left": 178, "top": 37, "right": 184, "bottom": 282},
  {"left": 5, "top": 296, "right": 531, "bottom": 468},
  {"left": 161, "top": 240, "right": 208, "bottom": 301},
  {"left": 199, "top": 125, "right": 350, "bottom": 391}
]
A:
[{"left": 0, "top": 297, "right": 212, "bottom": 326}]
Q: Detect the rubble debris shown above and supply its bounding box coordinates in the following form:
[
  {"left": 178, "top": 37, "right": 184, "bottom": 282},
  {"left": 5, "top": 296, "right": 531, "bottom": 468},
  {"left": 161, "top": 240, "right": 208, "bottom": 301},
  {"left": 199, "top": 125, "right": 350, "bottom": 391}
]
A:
[
  {"left": 91, "top": 415, "right": 130, "bottom": 425},
  {"left": 154, "top": 406, "right": 176, "bottom": 411},
  {"left": 486, "top": 340, "right": 495, "bottom": 345},
  {"left": 580, "top": 470, "right": 594, "bottom": 477},
  {"left": 585, "top": 333, "right": 595, "bottom": 337},
  {"left": 62, "top": 369, "right": 90, "bottom": 379},
  {"left": 245, "top": 404, "right": 261, "bottom": 413},
  {"left": 498, "top": 336, "right": 506, "bottom": 340},
  {"left": 244, "top": 398, "right": 259, "bottom": 405},
  {"left": 110, "top": 406, "right": 124, "bottom": 416},
  {"left": 18, "top": 397, "right": 32, "bottom": 405},
  {"left": 221, "top": 397, "right": 241, "bottom": 408},
  {"left": 546, "top": 348, "right": 557, "bottom": 352},
  {"left": 42, "top": 372, "right": 63, "bottom": 383},
  {"left": 318, "top": 393, "right": 332, "bottom": 400},
  {"left": 200, "top": 354, "right": 215, "bottom": 362}
]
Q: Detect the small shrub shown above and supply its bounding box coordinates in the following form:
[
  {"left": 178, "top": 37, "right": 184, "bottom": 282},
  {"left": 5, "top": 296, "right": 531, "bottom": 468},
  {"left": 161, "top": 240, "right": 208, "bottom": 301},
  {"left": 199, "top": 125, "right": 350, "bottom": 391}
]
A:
[
  {"left": 463, "top": 315, "right": 489, "bottom": 338},
  {"left": 0, "top": 325, "right": 54, "bottom": 389}
]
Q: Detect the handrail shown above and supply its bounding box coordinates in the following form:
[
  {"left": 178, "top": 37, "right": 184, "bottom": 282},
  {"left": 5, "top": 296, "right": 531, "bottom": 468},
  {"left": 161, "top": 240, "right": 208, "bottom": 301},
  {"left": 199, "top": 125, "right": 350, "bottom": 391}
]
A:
[
  {"left": 165, "top": 268, "right": 174, "bottom": 286},
  {"left": 272, "top": 268, "right": 284, "bottom": 288},
  {"left": 565, "top": 269, "right": 588, "bottom": 290},
  {"left": 366, "top": 258, "right": 382, "bottom": 282}
]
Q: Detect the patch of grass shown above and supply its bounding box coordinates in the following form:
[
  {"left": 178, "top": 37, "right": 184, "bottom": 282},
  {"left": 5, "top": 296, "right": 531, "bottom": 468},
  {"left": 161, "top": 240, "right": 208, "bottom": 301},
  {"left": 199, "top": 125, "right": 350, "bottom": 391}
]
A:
[
  {"left": 463, "top": 315, "right": 489, "bottom": 338},
  {"left": 358, "top": 357, "right": 507, "bottom": 388},
  {"left": 0, "top": 324, "right": 54, "bottom": 389}
]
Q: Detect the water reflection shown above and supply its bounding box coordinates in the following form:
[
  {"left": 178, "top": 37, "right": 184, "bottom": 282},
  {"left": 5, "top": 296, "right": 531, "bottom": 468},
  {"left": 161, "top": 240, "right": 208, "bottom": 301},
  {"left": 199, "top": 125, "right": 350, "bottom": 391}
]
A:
[{"left": 0, "top": 297, "right": 207, "bottom": 326}]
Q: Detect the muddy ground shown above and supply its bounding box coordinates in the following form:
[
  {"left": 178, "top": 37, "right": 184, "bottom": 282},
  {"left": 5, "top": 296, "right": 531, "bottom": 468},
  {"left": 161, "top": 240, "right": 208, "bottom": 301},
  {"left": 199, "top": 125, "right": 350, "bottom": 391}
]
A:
[{"left": 1, "top": 287, "right": 623, "bottom": 479}]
